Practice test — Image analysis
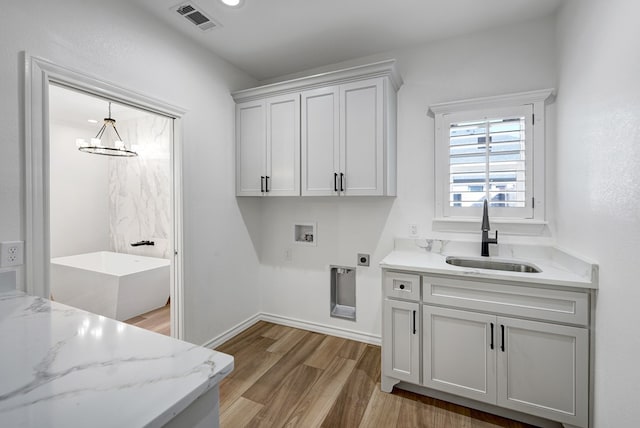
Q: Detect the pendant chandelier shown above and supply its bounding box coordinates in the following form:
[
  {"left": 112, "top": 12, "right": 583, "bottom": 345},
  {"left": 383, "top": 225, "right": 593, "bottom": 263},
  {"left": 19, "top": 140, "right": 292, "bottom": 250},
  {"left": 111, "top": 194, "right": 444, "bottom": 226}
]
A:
[{"left": 76, "top": 102, "right": 138, "bottom": 157}]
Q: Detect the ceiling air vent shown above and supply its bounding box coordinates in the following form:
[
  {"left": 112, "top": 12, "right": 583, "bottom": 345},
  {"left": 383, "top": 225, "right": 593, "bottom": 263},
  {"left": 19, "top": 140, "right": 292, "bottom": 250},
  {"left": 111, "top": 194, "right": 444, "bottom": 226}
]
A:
[{"left": 175, "top": 3, "right": 219, "bottom": 31}]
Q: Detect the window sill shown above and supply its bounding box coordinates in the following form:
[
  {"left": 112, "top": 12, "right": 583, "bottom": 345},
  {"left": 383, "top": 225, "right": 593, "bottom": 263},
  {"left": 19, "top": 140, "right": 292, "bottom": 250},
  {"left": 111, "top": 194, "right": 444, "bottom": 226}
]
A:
[{"left": 432, "top": 217, "right": 549, "bottom": 236}]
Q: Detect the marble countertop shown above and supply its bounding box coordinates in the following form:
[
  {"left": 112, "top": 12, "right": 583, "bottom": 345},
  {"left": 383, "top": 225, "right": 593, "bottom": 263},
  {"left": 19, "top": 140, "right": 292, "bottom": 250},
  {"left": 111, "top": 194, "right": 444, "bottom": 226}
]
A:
[
  {"left": 380, "top": 239, "right": 598, "bottom": 289},
  {"left": 0, "top": 291, "right": 233, "bottom": 428}
]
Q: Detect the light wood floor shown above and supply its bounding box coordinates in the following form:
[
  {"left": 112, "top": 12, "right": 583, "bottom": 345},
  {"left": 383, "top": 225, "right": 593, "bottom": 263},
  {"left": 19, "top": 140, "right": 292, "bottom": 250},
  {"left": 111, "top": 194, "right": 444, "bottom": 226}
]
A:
[
  {"left": 124, "top": 304, "right": 170, "bottom": 336},
  {"left": 216, "top": 321, "right": 539, "bottom": 428}
]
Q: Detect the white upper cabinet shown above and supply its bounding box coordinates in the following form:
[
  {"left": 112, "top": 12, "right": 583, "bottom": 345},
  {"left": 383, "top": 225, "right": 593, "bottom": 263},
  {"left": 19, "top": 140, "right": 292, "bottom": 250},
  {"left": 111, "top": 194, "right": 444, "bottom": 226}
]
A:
[
  {"left": 236, "top": 100, "right": 266, "bottom": 196},
  {"left": 339, "top": 78, "right": 385, "bottom": 196},
  {"left": 235, "top": 94, "right": 300, "bottom": 196},
  {"left": 233, "top": 60, "right": 402, "bottom": 197},
  {"left": 266, "top": 94, "right": 300, "bottom": 196},
  {"left": 301, "top": 78, "right": 386, "bottom": 196},
  {"left": 301, "top": 86, "right": 340, "bottom": 196}
]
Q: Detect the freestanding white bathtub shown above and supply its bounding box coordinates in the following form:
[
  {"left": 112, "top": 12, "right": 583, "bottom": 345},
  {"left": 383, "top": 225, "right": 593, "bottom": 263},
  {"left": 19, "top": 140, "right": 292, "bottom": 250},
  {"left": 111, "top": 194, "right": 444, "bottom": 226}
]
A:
[{"left": 51, "top": 251, "right": 170, "bottom": 321}]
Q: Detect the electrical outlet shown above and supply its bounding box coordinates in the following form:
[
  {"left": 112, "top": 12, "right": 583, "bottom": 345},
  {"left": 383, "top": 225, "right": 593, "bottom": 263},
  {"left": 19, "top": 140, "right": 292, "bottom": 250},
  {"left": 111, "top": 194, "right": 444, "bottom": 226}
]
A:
[
  {"left": 357, "top": 253, "right": 370, "bottom": 267},
  {"left": 409, "top": 224, "right": 418, "bottom": 237},
  {"left": 0, "top": 241, "right": 24, "bottom": 267}
]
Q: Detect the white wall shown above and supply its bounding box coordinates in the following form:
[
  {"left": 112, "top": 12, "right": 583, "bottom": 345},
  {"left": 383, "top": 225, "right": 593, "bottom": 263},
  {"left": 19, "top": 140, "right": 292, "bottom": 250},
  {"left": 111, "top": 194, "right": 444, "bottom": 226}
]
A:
[
  {"left": 555, "top": 1, "right": 640, "bottom": 426},
  {"left": 0, "top": 0, "right": 261, "bottom": 345},
  {"left": 254, "top": 16, "right": 558, "bottom": 338},
  {"left": 49, "top": 121, "right": 111, "bottom": 258},
  {"left": 109, "top": 115, "right": 173, "bottom": 259}
]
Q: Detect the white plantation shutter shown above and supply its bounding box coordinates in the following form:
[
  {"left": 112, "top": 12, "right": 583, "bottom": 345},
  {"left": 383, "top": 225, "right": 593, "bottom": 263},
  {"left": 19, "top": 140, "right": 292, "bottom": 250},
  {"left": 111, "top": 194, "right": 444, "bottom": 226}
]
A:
[{"left": 443, "top": 105, "right": 533, "bottom": 218}]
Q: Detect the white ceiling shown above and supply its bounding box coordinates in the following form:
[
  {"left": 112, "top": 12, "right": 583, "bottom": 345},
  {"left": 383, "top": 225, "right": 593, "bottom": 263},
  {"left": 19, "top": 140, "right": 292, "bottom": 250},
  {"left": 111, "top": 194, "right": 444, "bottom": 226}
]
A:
[{"left": 132, "top": 0, "right": 562, "bottom": 81}]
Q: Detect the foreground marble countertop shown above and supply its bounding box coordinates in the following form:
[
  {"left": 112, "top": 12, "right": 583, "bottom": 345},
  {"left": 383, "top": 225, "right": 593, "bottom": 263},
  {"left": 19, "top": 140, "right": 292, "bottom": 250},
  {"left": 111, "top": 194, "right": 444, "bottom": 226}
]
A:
[
  {"left": 0, "top": 291, "right": 233, "bottom": 427},
  {"left": 381, "top": 238, "right": 598, "bottom": 289}
]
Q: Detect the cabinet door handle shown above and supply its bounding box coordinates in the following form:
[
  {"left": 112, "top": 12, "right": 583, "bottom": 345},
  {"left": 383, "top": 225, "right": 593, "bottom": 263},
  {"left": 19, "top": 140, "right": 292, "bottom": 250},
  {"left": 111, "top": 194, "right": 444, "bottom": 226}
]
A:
[
  {"left": 399, "top": 283, "right": 405, "bottom": 290},
  {"left": 340, "top": 172, "right": 345, "bottom": 192},
  {"left": 334, "top": 173, "right": 338, "bottom": 192},
  {"left": 260, "top": 176, "right": 265, "bottom": 193},
  {"left": 412, "top": 310, "right": 416, "bottom": 335},
  {"left": 265, "top": 176, "right": 270, "bottom": 192},
  {"left": 500, "top": 324, "right": 505, "bottom": 352},
  {"left": 490, "top": 323, "right": 494, "bottom": 350}
]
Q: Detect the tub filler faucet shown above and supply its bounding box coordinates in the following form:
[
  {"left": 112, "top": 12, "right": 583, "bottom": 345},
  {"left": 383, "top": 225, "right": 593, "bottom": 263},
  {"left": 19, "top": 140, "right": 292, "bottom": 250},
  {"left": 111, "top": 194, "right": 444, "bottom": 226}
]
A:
[
  {"left": 131, "top": 240, "right": 155, "bottom": 247},
  {"left": 481, "top": 199, "right": 498, "bottom": 257}
]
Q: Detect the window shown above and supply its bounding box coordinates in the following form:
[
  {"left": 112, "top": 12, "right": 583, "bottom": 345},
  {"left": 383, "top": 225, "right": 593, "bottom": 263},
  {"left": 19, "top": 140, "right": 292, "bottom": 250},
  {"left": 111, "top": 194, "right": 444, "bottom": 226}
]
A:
[
  {"left": 431, "top": 90, "right": 553, "bottom": 222},
  {"left": 447, "top": 106, "right": 532, "bottom": 218}
]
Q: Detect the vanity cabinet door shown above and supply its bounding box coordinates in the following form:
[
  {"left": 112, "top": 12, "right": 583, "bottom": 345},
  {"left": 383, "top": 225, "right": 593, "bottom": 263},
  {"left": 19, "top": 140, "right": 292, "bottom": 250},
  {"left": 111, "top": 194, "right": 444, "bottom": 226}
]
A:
[
  {"left": 301, "top": 87, "right": 340, "bottom": 196},
  {"left": 497, "top": 317, "right": 588, "bottom": 428},
  {"left": 236, "top": 100, "right": 266, "bottom": 196},
  {"left": 423, "top": 306, "right": 497, "bottom": 404},
  {"left": 382, "top": 299, "right": 420, "bottom": 384}
]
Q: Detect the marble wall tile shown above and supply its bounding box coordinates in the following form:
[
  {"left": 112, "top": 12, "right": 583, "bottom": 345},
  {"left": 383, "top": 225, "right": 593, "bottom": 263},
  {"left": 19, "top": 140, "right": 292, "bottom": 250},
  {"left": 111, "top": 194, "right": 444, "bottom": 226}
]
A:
[{"left": 108, "top": 115, "right": 172, "bottom": 259}]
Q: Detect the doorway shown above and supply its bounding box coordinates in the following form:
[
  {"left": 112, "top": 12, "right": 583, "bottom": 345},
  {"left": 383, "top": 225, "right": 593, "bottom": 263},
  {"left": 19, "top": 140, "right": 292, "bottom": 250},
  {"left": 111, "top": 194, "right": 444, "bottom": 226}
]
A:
[
  {"left": 48, "top": 84, "right": 174, "bottom": 335},
  {"left": 25, "top": 55, "right": 185, "bottom": 339}
]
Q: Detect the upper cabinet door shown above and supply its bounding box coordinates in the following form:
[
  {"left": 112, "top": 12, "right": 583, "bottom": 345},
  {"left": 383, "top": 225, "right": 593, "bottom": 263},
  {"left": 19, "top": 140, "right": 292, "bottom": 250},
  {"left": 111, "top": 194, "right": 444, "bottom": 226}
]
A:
[
  {"left": 236, "top": 100, "right": 266, "bottom": 196},
  {"left": 301, "top": 87, "right": 340, "bottom": 196},
  {"left": 340, "top": 78, "right": 384, "bottom": 196},
  {"left": 266, "top": 94, "right": 300, "bottom": 196}
]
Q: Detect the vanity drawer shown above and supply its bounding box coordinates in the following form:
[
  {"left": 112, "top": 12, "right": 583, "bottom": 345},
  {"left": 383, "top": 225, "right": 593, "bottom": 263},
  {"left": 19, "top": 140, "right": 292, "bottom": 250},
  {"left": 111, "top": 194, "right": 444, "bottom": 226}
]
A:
[
  {"left": 422, "top": 276, "right": 589, "bottom": 326},
  {"left": 384, "top": 272, "right": 421, "bottom": 301}
]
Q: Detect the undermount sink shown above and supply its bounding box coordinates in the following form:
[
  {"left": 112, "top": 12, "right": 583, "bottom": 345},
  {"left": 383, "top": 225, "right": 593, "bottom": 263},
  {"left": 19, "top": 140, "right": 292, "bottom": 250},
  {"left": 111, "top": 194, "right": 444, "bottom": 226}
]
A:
[{"left": 445, "top": 256, "right": 542, "bottom": 273}]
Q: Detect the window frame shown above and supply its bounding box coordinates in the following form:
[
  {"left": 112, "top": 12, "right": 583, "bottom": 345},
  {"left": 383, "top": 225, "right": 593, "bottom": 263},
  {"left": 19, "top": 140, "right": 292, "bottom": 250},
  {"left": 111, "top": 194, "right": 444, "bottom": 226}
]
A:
[{"left": 431, "top": 89, "right": 554, "bottom": 224}]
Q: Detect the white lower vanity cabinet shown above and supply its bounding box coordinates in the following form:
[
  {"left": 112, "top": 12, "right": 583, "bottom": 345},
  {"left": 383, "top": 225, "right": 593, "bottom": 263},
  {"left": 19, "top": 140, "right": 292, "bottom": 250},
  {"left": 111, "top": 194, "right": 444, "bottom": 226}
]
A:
[
  {"left": 382, "top": 272, "right": 421, "bottom": 384},
  {"left": 382, "top": 271, "right": 591, "bottom": 428}
]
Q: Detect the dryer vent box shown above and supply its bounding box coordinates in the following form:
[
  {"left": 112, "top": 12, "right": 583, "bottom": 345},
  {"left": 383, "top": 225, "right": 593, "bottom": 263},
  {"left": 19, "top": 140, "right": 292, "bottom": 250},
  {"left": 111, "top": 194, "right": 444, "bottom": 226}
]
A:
[{"left": 330, "top": 266, "right": 356, "bottom": 321}]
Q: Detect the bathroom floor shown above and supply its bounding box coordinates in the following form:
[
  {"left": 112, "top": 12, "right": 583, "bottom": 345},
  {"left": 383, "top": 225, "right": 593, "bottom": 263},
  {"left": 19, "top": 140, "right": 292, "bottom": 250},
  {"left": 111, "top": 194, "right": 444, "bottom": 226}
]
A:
[
  {"left": 216, "top": 321, "right": 538, "bottom": 428},
  {"left": 124, "top": 304, "right": 170, "bottom": 336}
]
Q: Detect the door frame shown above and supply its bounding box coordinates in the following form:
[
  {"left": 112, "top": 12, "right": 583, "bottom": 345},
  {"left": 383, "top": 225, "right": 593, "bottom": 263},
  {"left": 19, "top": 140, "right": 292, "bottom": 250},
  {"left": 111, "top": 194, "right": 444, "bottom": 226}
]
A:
[{"left": 24, "top": 53, "right": 187, "bottom": 339}]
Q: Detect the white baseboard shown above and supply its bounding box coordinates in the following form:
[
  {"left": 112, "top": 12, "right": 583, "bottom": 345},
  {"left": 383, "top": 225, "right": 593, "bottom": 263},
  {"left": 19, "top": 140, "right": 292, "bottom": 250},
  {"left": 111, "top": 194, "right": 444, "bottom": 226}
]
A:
[
  {"left": 201, "top": 313, "right": 261, "bottom": 349},
  {"left": 260, "top": 313, "right": 381, "bottom": 345},
  {"left": 201, "top": 312, "right": 381, "bottom": 349}
]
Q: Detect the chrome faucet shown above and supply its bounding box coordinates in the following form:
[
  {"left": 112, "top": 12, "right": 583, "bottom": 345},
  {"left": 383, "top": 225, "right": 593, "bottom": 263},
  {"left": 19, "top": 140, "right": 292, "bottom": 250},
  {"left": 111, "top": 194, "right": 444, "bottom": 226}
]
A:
[{"left": 481, "top": 199, "right": 498, "bottom": 257}]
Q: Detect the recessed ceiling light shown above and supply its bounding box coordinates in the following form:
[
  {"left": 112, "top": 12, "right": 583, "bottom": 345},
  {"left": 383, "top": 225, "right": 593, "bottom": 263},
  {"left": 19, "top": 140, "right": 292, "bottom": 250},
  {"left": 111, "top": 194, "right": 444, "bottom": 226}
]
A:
[
  {"left": 220, "top": 0, "right": 243, "bottom": 7},
  {"left": 88, "top": 119, "right": 98, "bottom": 124}
]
